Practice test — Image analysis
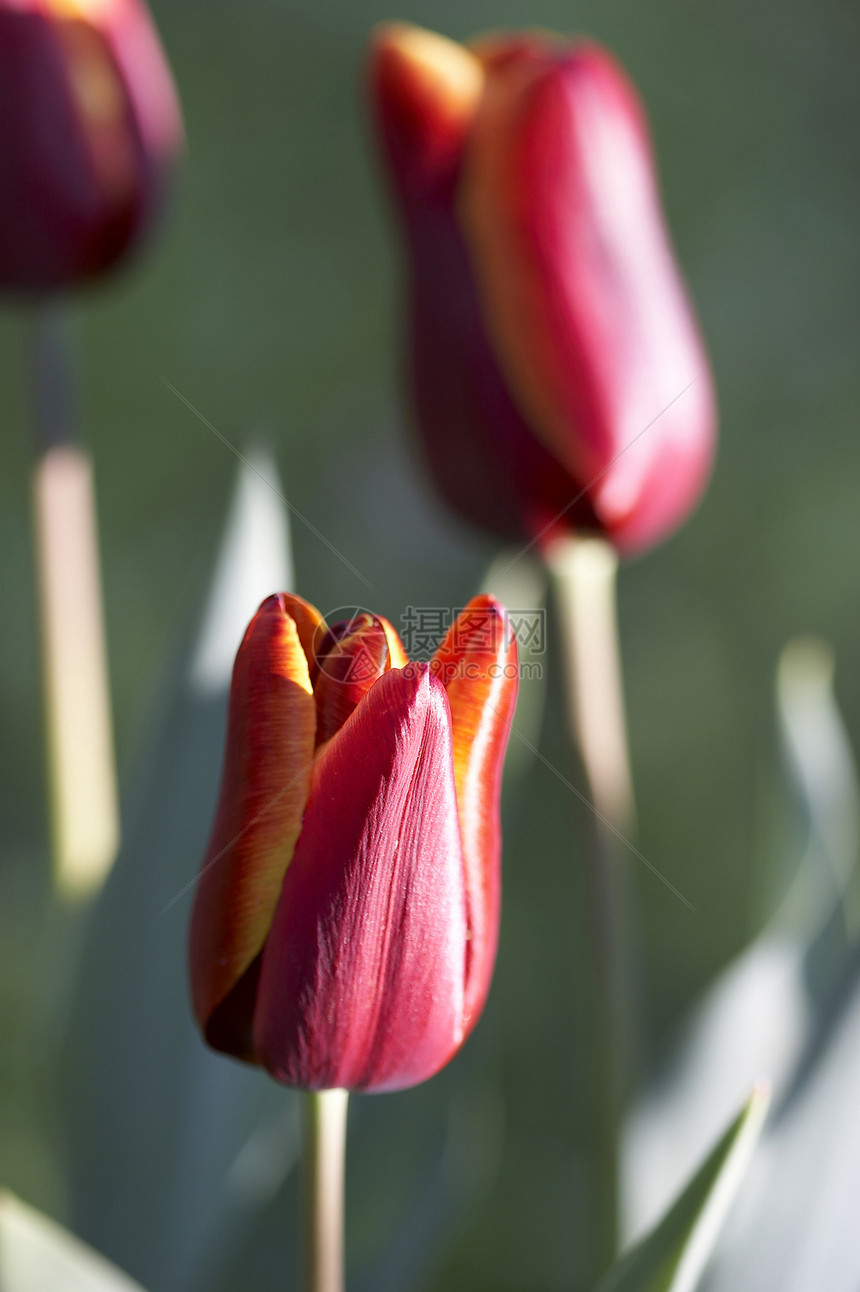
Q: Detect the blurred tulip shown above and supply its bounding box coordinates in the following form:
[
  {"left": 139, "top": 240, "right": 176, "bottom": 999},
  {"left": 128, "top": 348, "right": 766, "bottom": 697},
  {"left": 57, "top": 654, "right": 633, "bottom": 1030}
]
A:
[
  {"left": 368, "top": 24, "right": 716, "bottom": 556},
  {"left": 0, "top": 0, "right": 182, "bottom": 292},
  {"left": 189, "top": 592, "right": 517, "bottom": 1093}
]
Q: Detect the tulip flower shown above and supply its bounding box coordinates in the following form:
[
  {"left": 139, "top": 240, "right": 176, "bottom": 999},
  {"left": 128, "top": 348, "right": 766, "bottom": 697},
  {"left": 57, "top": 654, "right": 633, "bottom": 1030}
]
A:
[
  {"left": 189, "top": 592, "right": 517, "bottom": 1093},
  {"left": 368, "top": 24, "right": 716, "bottom": 556},
  {"left": 0, "top": 0, "right": 182, "bottom": 292}
]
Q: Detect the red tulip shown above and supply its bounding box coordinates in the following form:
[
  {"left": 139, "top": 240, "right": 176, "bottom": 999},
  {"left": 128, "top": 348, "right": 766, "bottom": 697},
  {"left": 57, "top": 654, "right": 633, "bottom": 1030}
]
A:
[
  {"left": 0, "top": 0, "right": 182, "bottom": 293},
  {"left": 189, "top": 592, "right": 517, "bottom": 1093},
  {"left": 368, "top": 25, "right": 716, "bottom": 556}
]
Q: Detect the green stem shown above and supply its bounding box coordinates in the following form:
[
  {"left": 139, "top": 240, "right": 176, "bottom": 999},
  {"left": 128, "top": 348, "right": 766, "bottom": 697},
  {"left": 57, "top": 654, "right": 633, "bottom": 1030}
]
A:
[
  {"left": 547, "top": 534, "right": 637, "bottom": 1271},
  {"left": 303, "top": 1089, "right": 349, "bottom": 1292}
]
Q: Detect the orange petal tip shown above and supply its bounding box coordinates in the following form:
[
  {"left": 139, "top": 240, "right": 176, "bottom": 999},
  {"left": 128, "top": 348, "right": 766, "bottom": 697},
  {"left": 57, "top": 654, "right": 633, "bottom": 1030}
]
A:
[{"left": 369, "top": 22, "right": 484, "bottom": 189}]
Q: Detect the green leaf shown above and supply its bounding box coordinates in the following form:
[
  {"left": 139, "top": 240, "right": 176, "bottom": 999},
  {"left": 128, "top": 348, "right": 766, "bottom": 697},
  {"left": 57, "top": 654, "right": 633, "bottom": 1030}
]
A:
[
  {"left": 60, "top": 450, "right": 299, "bottom": 1292},
  {"left": 775, "top": 638, "right": 860, "bottom": 937},
  {"left": 705, "top": 948, "right": 860, "bottom": 1292},
  {"left": 624, "top": 640, "right": 859, "bottom": 1238},
  {"left": 0, "top": 1192, "right": 146, "bottom": 1292},
  {"left": 597, "top": 1083, "right": 770, "bottom": 1292}
]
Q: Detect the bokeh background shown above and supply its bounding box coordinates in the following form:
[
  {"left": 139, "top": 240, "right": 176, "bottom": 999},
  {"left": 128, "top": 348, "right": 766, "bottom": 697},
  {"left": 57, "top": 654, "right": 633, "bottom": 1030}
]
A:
[{"left": 2, "top": 0, "right": 860, "bottom": 1289}]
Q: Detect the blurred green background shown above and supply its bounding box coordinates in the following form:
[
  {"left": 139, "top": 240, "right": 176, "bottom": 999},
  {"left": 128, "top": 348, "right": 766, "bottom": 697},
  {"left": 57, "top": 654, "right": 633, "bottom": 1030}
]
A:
[{"left": 2, "top": 0, "right": 860, "bottom": 1289}]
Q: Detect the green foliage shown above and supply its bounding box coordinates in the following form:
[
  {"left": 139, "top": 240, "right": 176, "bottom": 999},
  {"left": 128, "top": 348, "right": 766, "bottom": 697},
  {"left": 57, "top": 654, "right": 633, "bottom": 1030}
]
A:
[
  {"left": 623, "top": 639, "right": 860, "bottom": 1292},
  {"left": 597, "top": 1086, "right": 768, "bottom": 1292},
  {"left": 0, "top": 1192, "right": 144, "bottom": 1292},
  {"left": 61, "top": 456, "right": 298, "bottom": 1292}
]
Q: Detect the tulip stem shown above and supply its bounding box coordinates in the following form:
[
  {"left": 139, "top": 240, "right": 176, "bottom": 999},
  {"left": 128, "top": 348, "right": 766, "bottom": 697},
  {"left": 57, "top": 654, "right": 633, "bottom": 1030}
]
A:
[
  {"left": 547, "top": 534, "right": 637, "bottom": 1271},
  {"left": 303, "top": 1089, "right": 349, "bottom": 1292},
  {"left": 30, "top": 306, "right": 119, "bottom": 900}
]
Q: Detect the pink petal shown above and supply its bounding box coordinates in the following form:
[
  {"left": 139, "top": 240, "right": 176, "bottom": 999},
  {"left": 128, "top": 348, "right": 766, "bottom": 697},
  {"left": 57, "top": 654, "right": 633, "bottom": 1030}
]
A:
[
  {"left": 253, "top": 664, "right": 468, "bottom": 1092},
  {"left": 461, "top": 42, "right": 716, "bottom": 553}
]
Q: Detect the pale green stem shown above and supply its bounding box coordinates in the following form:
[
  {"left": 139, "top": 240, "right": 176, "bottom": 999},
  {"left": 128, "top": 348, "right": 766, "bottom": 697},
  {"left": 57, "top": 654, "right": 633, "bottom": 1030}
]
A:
[
  {"left": 547, "top": 534, "right": 637, "bottom": 1270},
  {"left": 303, "top": 1090, "right": 349, "bottom": 1292},
  {"left": 31, "top": 307, "right": 119, "bottom": 900}
]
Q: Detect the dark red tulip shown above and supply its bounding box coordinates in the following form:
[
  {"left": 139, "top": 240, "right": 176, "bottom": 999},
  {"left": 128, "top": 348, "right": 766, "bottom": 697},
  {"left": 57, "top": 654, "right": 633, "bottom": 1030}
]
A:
[
  {"left": 0, "top": 0, "right": 182, "bottom": 293},
  {"left": 189, "top": 592, "right": 517, "bottom": 1092},
  {"left": 368, "top": 25, "right": 716, "bottom": 556}
]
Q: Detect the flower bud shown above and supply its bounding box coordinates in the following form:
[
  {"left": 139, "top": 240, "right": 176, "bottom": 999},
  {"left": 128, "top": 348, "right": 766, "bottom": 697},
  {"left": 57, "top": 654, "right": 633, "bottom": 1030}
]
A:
[
  {"left": 188, "top": 593, "right": 517, "bottom": 1092},
  {"left": 0, "top": 0, "right": 182, "bottom": 292},
  {"left": 368, "top": 25, "right": 716, "bottom": 556}
]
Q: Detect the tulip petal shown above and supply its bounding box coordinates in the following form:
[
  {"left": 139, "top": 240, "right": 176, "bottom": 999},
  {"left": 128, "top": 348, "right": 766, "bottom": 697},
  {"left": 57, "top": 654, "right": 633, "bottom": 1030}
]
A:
[
  {"left": 0, "top": 0, "right": 181, "bottom": 291},
  {"left": 312, "top": 614, "right": 391, "bottom": 745},
  {"left": 368, "top": 26, "right": 587, "bottom": 545},
  {"left": 368, "top": 22, "right": 484, "bottom": 199},
  {"left": 407, "top": 199, "right": 590, "bottom": 544},
  {"left": 277, "top": 591, "right": 326, "bottom": 671},
  {"left": 469, "top": 29, "right": 562, "bottom": 73},
  {"left": 378, "top": 615, "right": 410, "bottom": 669},
  {"left": 189, "top": 594, "right": 317, "bottom": 1059},
  {"left": 460, "top": 44, "right": 716, "bottom": 553},
  {"left": 254, "top": 664, "right": 467, "bottom": 1093},
  {"left": 432, "top": 595, "right": 517, "bottom": 1028}
]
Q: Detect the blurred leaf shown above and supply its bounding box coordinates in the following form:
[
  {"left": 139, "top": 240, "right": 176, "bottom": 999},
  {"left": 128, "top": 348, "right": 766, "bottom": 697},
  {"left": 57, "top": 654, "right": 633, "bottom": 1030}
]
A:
[
  {"left": 703, "top": 949, "right": 860, "bottom": 1292},
  {"left": 623, "top": 638, "right": 859, "bottom": 1240},
  {"left": 597, "top": 1084, "right": 769, "bottom": 1292},
  {"left": 61, "top": 449, "right": 300, "bottom": 1292},
  {"left": 0, "top": 1192, "right": 145, "bottom": 1292},
  {"left": 623, "top": 933, "right": 805, "bottom": 1242},
  {"left": 776, "top": 638, "right": 860, "bottom": 932}
]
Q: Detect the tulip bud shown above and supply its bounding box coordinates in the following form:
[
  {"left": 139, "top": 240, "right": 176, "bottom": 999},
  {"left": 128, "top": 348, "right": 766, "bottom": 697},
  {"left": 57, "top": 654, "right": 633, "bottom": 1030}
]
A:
[
  {"left": 368, "top": 25, "right": 716, "bottom": 556},
  {"left": 0, "top": 0, "right": 182, "bottom": 293},
  {"left": 188, "top": 592, "right": 517, "bottom": 1092}
]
